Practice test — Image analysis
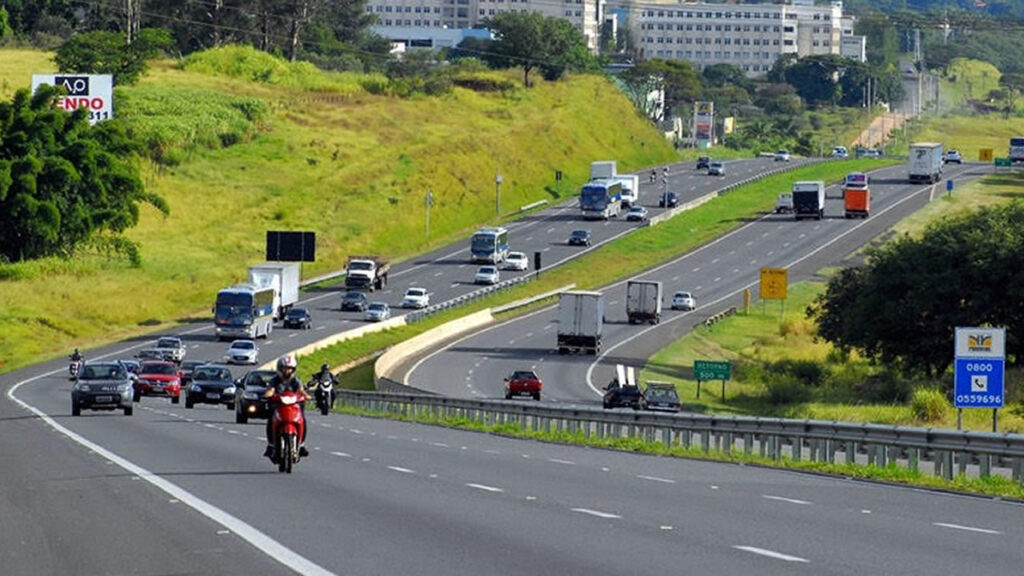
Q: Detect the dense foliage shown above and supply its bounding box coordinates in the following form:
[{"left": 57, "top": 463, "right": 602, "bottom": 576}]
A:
[
  {"left": 0, "top": 86, "right": 167, "bottom": 263},
  {"left": 54, "top": 28, "right": 173, "bottom": 85}
]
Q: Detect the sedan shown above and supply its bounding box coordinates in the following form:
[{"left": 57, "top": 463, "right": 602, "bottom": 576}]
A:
[
  {"left": 185, "top": 364, "right": 236, "bottom": 409},
  {"left": 365, "top": 301, "right": 391, "bottom": 322},
  {"left": 402, "top": 287, "right": 430, "bottom": 309},
  {"left": 708, "top": 161, "right": 725, "bottom": 176},
  {"left": 340, "top": 290, "right": 368, "bottom": 312},
  {"left": 671, "top": 290, "right": 696, "bottom": 311},
  {"left": 283, "top": 307, "right": 312, "bottom": 329},
  {"left": 474, "top": 266, "right": 500, "bottom": 285},
  {"left": 504, "top": 370, "right": 542, "bottom": 401},
  {"left": 177, "top": 359, "right": 207, "bottom": 386},
  {"left": 136, "top": 348, "right": 170, "bottom": 362},
  {"left": 774, "top": 149, "right": 791, "bottom": 162},
  {"left": 234, "top": 369, "right": 277, "bottom": 424},
  {"left": 71, "top": 362, "right": 134, "bottom": 416},
  {"left": 658, "top": 191, "right": 679, "bottom": 208},
  {"left": 642, "top": 382, "right": 682, "bottom": 413},
  {"left": 626, "top": 206, "right": 649, "bottom": 222},
  {"left": 944, "top": 149, "right": 963, "bottom": 164},
  {"left": 134, "top": 361, "right": 182, "bottom": 403},
  {"left": 504, "top": 251, "right": 529, "bottom": 271},
  {"left": 567, "top": 229, "right": 592, "bottom": 246},
  {"left": 224, "top": 339, "right": 259, "bottom": 365}
]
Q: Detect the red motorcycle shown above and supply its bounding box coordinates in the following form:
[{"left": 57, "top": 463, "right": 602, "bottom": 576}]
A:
[{"left": 269, "top": 390, "right": 306, "bottom": 473}]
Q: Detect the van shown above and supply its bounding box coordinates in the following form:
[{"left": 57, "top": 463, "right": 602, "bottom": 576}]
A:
[{"left": 774, "top": 193, "right": 794, "bottom": 214}]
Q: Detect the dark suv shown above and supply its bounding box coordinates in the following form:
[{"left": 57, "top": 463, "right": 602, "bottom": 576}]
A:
[
  {"left": 71, "top": 362, "right": 134, "bottom": 416},
  {"left": 341, "top": 291, "right": 369, "bottom": 312},
  {"left": 234, "top": 369, "right": 277, "bottom": 423},
  {"left": 658, "top": 191, "right": 679, "bottom": 208},
  {"left": 568, "top": 229, "right": 592, "bottom": 246},
  {"left": 602, "top": 380, "right": 643, "bottom": 409},
  {"left": 696, "top": 156, "right": 711, "bottom": 170}
]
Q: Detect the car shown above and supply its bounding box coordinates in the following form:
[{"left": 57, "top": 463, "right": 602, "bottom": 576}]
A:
[
  {"left": 154, "top": 336, "right": 186, "bottom": 363},
  {"left": 185, "top": 364, "right": 236, "bottom": 409},
  {"left": 71, "top": 361, "right": 134, "bottom": 416},
  {"left": 234, "top": 369, "right": 277, "bottom": 423},
  {"left": 944, "top": 149, "right": 963, "bottom": 164},
  {"left": 857, "top": 147, "right": 883, "bottom": 158},
  {"left": 774, "top": 149, "right": 791, "bottom": 162},
  {"left": 774, "top": 193, "right": 794, "bottom": 214},
  {"left": 402, "top": 287, "right": 430, "bottom": 309},
  {"left": 832, "top": 146, "right": 849, "bottom": 158},
  {"left": 503, "top": 251, "right": 529, "bottom": 271},
  {"left": 708, "top": 161, "right": 725, "bottom": 176},
  {"left": 670, "top": 290, "right": 696, "bottom": 311},
  {"left": 626, "top": 205, "right": 649, "bottom": 222},
  {"left": 224, "top": 339, "right": 259, "bottom": 365},
  {"left": 136, "top": 348, "right": 172, "bottom": 362},
  {"left": 658, "top": 191, "right": 679, "bottom": 208},
  {"left": 118, "top": 359, "right": 141, "bottom": 382},
  {"left": 474, "top": 265, "right": 500, "bottom": 285},
  {"left": 567, "top": 229, "right": 592, "bottom": 246},
  {"left": 642, "top": 382, "right": 681, "bottom": 413},
  {"left": 134, "top": 361, "right": 182, "bottom": 404},
  {"left": 282, "top": 307, "right": 312, "bottom": 329},
  {"left": 504, "top": 370, "right": 542, "bottom": 401},
  {"left": 696, "top": 156, "right": 711, "bottom": 170},
  {"left": 365, "top": 301, "right": 391, "bottom": 322},
  {"left": 602, "top": 379, "right": 643, "bottom": 409},
  {"left": 177, "top": 359, "right": 208, "bottom": 386},
  {"left": 340, "top": 290, "right": 369, "bottom": 312}
]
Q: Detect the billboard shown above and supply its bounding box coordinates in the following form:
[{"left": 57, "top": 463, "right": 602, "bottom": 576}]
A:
[
  {"left": 31, "top": 74, "right": 114, "bottom": 125},
  {"left": 266, "top": 231, "right": 316, "bottom": 262},
  {"left": 693, "top": 101, "right": 714, "bottom": 148}
]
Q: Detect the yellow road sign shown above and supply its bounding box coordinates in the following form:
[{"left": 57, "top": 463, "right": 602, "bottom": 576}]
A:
[
  {"left": 979, "top": 148, "right": 994, "bottom": 162},
  {"left": 760, "top": 267, "right": 788, "bottom": 300}
]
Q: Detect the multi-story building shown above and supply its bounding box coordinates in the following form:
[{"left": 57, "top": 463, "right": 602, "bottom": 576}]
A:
[{"left": 365, "top": 0, "right": 604, "bottom": 51}]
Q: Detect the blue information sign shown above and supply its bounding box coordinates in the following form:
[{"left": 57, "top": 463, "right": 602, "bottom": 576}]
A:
[
  {"left": 946, "top": 179, "right": 954, "bottom": 192},
  {"left": 954, "top": 358, "right": 1005, "bottom": 408}
]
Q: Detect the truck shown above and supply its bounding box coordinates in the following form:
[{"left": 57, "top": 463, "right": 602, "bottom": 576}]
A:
[
  {"left": 791, "top": 181, "right": 826, "bottom": 221},
  {"left": 556, "top": 290, "right": 604, "bottom": 355},
  {"left": 590, "top": 161, "right": 617, "bottom": 180},
  {"left": 908, "top": 142, "right": 943, "bottom": 184},
  {"left": 247, "top": 262, "right": 300, "bottom": 320},
  {"left": 614, "top": 174, "right": 640, "bottom": 208},
  {"left": 626, "top": 280, "right": 662, "bottom": 325},
  {"left": 843, "top": 172, "right": 870, "bottom": 218},
  {"left": 345, "top": 256, "right": 390, "bottom": 292}
]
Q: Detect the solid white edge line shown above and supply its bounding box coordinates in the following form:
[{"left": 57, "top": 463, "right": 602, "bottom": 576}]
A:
[
  {"left": 762, "top": 494, "right": 812, "bottom": 505},
  {"left": 637, "top": 475, "right": 676, "bottom": 484},
  {"left": 6, "top": 375, "right": 335, "bottom": 576},
  {"left": 466, "top": 483, "right": 504, "bottom": 493},
  {"left": 571, "top": 508, "right": 621, "bottom": 519},
  {"left": 387, "top": 466, "right": 416, "bottom": 474},
  {"left": 933, "top": 522, "right": 1001, "bottom": 535},
  {"left": 733, "top": 545, "right": 809, "bottom": 563}
]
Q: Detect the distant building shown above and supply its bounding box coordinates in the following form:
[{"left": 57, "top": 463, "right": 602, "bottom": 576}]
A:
[{"left": 840, "top": 35, "right": 866, "bottom": 63}]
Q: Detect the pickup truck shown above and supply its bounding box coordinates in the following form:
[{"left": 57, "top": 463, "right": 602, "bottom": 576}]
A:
[{"left": 154, "top": 336, "right": 186, "bottom": 363}]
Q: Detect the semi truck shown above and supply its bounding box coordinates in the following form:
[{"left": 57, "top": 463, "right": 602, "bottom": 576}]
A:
[
  {"left": 556, "top": 290, "right": 604, "bottom": 355},
  {"left": 908, "top": 142, "right": 944, "bottom": 184},
  {"left": 345, "top": 256, "right": 390, "bottom": 292},
  {"left": 792, "top": 181, "right": 826, "bottom": 221},
  {"left": 247, "top": 262, "right": 300, "bottom": 320},
  {"left": 626, "top": 280, "right": 663, "bottom": 325}
]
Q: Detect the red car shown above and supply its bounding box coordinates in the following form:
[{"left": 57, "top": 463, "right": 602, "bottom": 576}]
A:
[
  {"left": 134, "top": 361, "right": 182, "bottom": 403},
  {"left": 504, "top": 370, "right": 542, "bottom": 401}
]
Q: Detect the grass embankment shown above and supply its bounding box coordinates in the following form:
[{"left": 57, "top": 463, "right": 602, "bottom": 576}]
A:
[{"left": 0, "top": 47, "right": 676, "bottom": 373}]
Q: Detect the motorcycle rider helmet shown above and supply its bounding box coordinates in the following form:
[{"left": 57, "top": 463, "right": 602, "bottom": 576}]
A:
[
  {"left": 321, "top": 363, "right": 329, "bottom": 373},
  {"left": 276, "top": 354, "right": 298, "bottom": 377}
]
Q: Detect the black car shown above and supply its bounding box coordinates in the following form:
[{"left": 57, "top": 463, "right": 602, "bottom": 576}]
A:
[
  {"left": 185, "top": 364, "right": 236, "bottom": 409},
  {"left": 696, "top": 156, "right": 711, "bottom": 170},
  {"left": 283, "top": 307, "right": 312, "bottom": 329},
  {"left": 658, "top": 191, "right": 679, "bottom": 208},
  {"left": 567, "top": 229, "right": 592, "bottom": 246},
  {"left": 71, "top": 362, "right": 134, "bottom": 416},
  {"left": 341, "top": 291, "right": 369, "bottom": 312},
  {"left": 234, "top": 369, "right": 277, "bottom": 423},
  {"left": 642, "top": 382, "right": 682, "bottom": 413},
  {"left": 602, "top": 380, "right": 643, "bottom": 409},
  {"left": 178, "top": 359, "right": 207, "bottom": 386}
]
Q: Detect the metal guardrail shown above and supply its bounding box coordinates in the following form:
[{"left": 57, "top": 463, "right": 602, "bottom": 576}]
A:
[
  {"left": 701, "top": 306, "right": 737, "bottom": 328},
  {"left": 336, "top": 390, "right": 1024, "bottom": 483}
]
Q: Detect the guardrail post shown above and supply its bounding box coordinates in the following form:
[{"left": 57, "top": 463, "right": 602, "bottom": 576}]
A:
[
  {"left": 701, "top": 431, "right": 710, "bottom": 453},
  {"left": 663, "top": 427, "right": 672, "bottom": 449},
  {"left": 793, "top": 438, "right": 802, "bottom": 461},
  {"left": 943, "top": 451, "right": 954, "bottom": 481},
  {"left": 908, "top": 448, "right": 919, "bottom": 473},
  {"left": 957, "top": 452, "right": 968, "bottom": 476},
  {"left": 759, "top": 435, "right": 767, "bottom": 458},
  {"left": 846, "top": 442, "right": 856, "bottom": 464},
  {"left": 745, "top": 433, "right": 754, "bottom": 456},
  {"left": 1013, "top": 458, "right": 1023, "bottom": 484},
  {"left": 979, "top": 453, "right": 991, "bottom": 478}
]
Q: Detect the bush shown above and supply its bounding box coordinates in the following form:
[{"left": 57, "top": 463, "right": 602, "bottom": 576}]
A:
[
  {"left": 768, "top": 359, "right": 827, "bottom": 387},
  {"left": 764, "top": 373, "right": 812, "bottom": 405},
  {"left": 851, "top": 371, "right": 913, "bottom": 403},
  {"left": 910, "top": 388, "right": 950, "bottom": 423}
]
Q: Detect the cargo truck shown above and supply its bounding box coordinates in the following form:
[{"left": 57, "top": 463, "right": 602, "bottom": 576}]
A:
[
  {"left": 345, "top": 256, "right": 390, "bottom": 291},
  {"left": 791, "top": 181, "right": 826, "bottom": 221},
  {"left": 590, "top": 161, "right": 617, "bottom": 180},
  {"left": 247, "top": 262, "right": 300, "bottom": 320},
  {"left": 843, "top": 172, "right": 870, "bottom": 218},
  {"left": 908, "top": 142, "right": 943, "bottom": 184},
  {"left": 615, "top": 174, "right": 640, "bottom": 208},
  {"left": 626, "top": 280, "right": 662, "bottom": 325},
  {"left": 556, "top": 290, "right": 604, "bottom": 355}
]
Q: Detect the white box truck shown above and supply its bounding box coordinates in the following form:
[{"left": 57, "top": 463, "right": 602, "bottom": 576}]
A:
[
  {"left": 626, "top": 280, "right": 662, "bottom": 324},
  {"left": 557, "top": 290, "right": 604, "bottom": 355},
  {"left": 614, "top": 174, "right": 640, "bottom": 208},
  {"left": 908, "top": 142, "right": 944, "bottom": 184},
  {"left": 792, "top": 181, "right": 826, "bottom": 221},
  {"left": 590, "top": 161, "right": 617, "bottom": 180},
  {"left": 248, "top": 262, "right": 300, "bottom": 320}
]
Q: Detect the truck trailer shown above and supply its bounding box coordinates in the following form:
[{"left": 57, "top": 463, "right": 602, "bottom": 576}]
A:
[
  {"left": 791, "top": 181, "right": 826, "bottom": 221},
  {"left": 557, "top": 291, "right": 604, "bottom": 355},
  {"left": 626, "top": 280, "right": 663, "bottom": 325},
  {"left": 908, "top": 142, "right": 944, "bottom": 184},
  {"left": 247, "top": 262, "right": 300, "bottom": 320}
]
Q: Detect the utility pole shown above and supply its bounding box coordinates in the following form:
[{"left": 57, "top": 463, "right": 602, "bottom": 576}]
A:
[
  {"left": 495, "top": 172, "right": 503, "bottom": 217},
  {"left": 125, "top": 0, "right": 140, "bottom": 45},
  {"left": 425, "top": 188, "right": 433, "bottom": 239}
]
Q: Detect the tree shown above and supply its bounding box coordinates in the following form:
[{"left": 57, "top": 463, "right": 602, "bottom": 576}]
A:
[
  {"left": 0, "top": 86, "right": 168, "bottom": 263},
  {"left": 998, "top": 72, "right": 1024, "bottom": 118},
  {"left": 483, "top": 12, "right": 594, "bottom": 86},
  {"left": 620, "top": 59, "right": 702, "bottom": 120},
  {"left": 783, "top": 55, "right": 848, "bottom": 108},
  {"left": 54, "top": 28, "right": 173, "bottom": 85}
]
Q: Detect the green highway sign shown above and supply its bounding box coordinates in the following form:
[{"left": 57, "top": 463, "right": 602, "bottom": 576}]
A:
[
  {"left": 995, "top": 157, "right": 1012, "bottom": 167},
  {"left": 694, "top": 360, "right": 731, "bottom": 381}
]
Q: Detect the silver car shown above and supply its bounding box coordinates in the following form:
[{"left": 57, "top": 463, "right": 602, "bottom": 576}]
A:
[
  {"left": 225, "top": 339, "right": 259, "bottom": 365},
  {"left": 365, "top": 301, "right": 391, "bottom": 322},
  {"left": 71, "top": 362, "right": 134, "bottom": 416},
  {"left": 708, "top": 161, "right": 725, "bottom": 176},
  {"left": 475, "top": 265, "right": 500, "bottom": 285}
]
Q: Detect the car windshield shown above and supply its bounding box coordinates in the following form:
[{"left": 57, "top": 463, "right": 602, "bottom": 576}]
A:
[
  {"left": 406, "top": 289, "right": 426, "bottom": 297},
  {"left": 231, "top": 341, "right": 254, "bottom": 350},
  {"left": 478, "top": 267, "right": 496, "bottom": 274},
  {"left": 194, "top": 367, "right": 232, "bottom": 381},
  {"left": 245, "top": 371, "right": 277, "bottom": 387},
  {"left": 141, "top": 363, "right": 177, "bottom": 375},
  {"left": 675, "top": 292, "right": 692, "bottom": 299},
  {"left": 369, "top": 303, "right": 387, "bottom": 311},
  {"left": 711, "top": 162, "right": 723, "bottom": 168},
  {"left": 157, "top": 338, "right": 179, "bottom": 348},
  {"left": 508, "top": 253, "right": 524, "bottom": 261},
  {"left": 512, "top": 371, "right": 538, "bottom": 380},
  {"left": 571, "top": 230, "right": 588, "bottom": 238},
  {"left": 348, "top": 261, "right": 373, "bottom": 271},
  {"left": 80, "top": 364, "right": 127, "bottom": 380},
  {"left": 344, "top": 292, "right": 365, "bottom": 301},
  {"left": 646, "top": 387, "right": 677, "bottom": 401},
  {"left": 286, "top": 308, "right": 307, "bottom": 317},
  {"left": 630, "top": 207, "right": 644, "bottom": 213}
]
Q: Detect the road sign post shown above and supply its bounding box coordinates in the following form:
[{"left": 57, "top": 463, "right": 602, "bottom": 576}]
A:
[
  {"left": 694, "top": 360, "right": 731, "bottom": 399},
  {"left": 954, "top": 327, "right": 1006, "bottom": 432}
]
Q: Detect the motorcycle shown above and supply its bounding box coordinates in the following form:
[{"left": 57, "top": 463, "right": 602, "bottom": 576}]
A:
[
  {"left": 69, "top": 360, "right": 81, "bottom": 380},
  {"left": 269, "top": 390, "right": 306, "bottom": 473},
  {"left": 307, "top": 374, "right": 335, "bottom": 416}
]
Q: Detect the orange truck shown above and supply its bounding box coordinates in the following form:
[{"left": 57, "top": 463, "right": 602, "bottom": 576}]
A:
[{"left": 843, "top": 172, "right": 870, "bottom": 218}]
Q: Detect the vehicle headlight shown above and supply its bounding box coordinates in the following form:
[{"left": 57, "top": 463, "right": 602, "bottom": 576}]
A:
[
  {"left": 75, "top": 383, "right": 90, "bottom": 392},
  {"left": 191, "top": 385, "right": 202, "bottom": 392},
  {"left": 224, "top": 386, "right": 236, "bottom": 395}
]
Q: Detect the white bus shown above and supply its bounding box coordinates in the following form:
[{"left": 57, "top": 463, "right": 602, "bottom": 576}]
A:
[
  {"left": 470, "top": 227, "right": 510, "bottom": 263},
  {"left": 580, "top": 178, "right": 623, "bottom": 220},
  {"left": 1010, "top": 137, "right": 1024, "bottom": 164},
  {"left": 213, "top": 284, "right": 276, "bottom": 340}
]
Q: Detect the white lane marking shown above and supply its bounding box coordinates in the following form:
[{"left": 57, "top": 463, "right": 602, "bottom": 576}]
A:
[
  {"left": 331, "top": 451, "right": 352, "bottom": 458},
  {"left": 637, "top": 475, "right": 676, "bottom": 484},
  {"left": 733, "top": 546, "right": 809, "bottom": 563},
  {"left": 484, "top": 449, "right": 501, "bottom": 455},
  {"left": 433, "top": 272, "right": 443, "bottom": 277},
  {"left": 388, "top": 466, "right": 416, "bottom": 474},
  {"left": 547, "top": 458, "right": 576, "bottom": 465},
  {"left": 466, "top": 483, "right": 504, "bottom": 493},
  {"left": 430, "top": 442, "right": 450, "bottom": 448},
  {"left": 350, "top": 429, "right": 363, "bottom": 435},
  {"left": 933, "top": 522, "right": 1001, "bottom": 535},
  {"left": 572, "top": 508, "right": 621, "bottom": 519},
  {"left": 660, "top": 526, "right": 673, "bottom": 531},
  {"left": 762, "top": 495, "right": 812, "bottom": 505}
]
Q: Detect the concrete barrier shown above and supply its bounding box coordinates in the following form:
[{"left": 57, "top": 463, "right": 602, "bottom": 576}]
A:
[
  {"left": 375, "top": 310, "right": 494, "bottom": 386},
  {"left": 259, "top": 316, "right": 407, "bottom": 370}
]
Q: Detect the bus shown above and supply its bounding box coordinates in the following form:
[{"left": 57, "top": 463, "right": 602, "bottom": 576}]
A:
[
  {"left": 580, "top": 178, "right": 623, "bottom": 220},
  {"left": 469, "top": 227, "right": 509, "bottom": 263},
  {"left": 213, "top": 284, "right": 276, "bottom": 340},
  {"left": 1010, "top": 137, "right": 1024, "bottom": 164}
]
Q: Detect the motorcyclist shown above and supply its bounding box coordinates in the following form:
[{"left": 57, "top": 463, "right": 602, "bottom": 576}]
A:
[
  {"left": 263, "top": 354, "right": 311, "bottom": 459},
  {"left": 69, "top": 348, "right": 83, "bottom": 363},
  {"left": 309, "top": 363, "right": 338, "bottom": 408}
]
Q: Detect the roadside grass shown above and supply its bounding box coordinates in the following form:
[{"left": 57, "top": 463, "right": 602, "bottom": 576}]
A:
[{"left": 939, "top": 58, "right": 1003, "bottom": 112}]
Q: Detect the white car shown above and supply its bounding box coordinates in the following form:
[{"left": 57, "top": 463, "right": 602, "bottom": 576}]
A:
[
  {"left": 402, "top": 287, "right": 430, "bottom": 309},
  {"left": 475, "top": 265, "right": 500, "bottom": 285},
  {"left": 671, "top": 291, "right": 696, "bottom": 311},
  {"left": 707, "top": 161, "right": 725, "bottom": 176},
  {"left": 774, "top": 149, "right": 791, "bottom": 162},
  {"left": 944, "top": 149, "right": 963, "bottom": 164},
  {"left": 504, "top": 251, "right": 529, "bottom": 271},
  {"left": 365, "top": 302, "right": 391, "bottom": 322},
  {"left": 224, "top": 339, "right": 259, "bottom": 365},
  {"left": 832, "top": 146, "right": 849, "bottom": 158}
]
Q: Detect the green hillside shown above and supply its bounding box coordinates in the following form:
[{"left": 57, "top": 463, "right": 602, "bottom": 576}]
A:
[{"left": 0, "top": 47, "right": 676, "bottom": 372}]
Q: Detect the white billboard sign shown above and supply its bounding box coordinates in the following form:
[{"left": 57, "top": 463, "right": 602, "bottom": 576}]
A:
[
  {"left": 31, "top": 74, "right": 114, "bottom": 125},
  {"left": 955, "top": 327, "right": 1005, "bottom": 358}
]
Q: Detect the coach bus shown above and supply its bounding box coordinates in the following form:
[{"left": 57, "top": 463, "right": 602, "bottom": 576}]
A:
[
  {"left": 469, "top": 227, "right": 510, "bottom": 264},
  {"left": 213, "top": 284, "right": 275, "bottom": 340},
  {"left": 580, "top": 178, "right": 623, "bottom": 220}
]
